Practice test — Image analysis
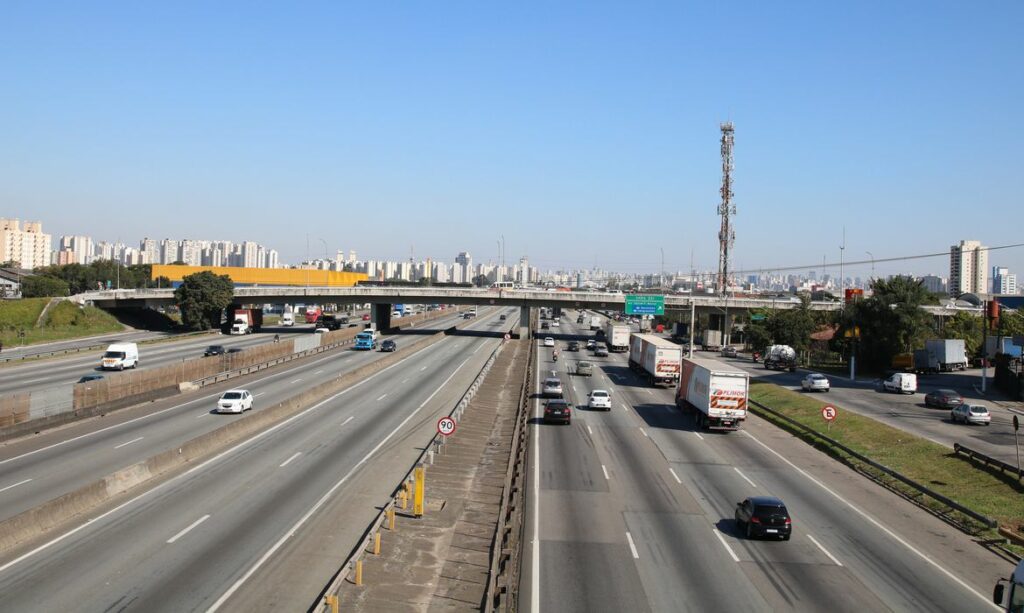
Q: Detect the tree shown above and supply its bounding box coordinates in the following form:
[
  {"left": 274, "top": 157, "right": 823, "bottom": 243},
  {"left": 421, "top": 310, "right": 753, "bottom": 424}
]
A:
[
  {"left": 0, "top": 260, "right": 20, "bottom": 269},
  {"left": 998, "top": 309, "right": 1024, "bottom": 339},
  {"left": 21, "top": 275, "right": 70, "bottom": 297},
  {"left": 174, "top": 271, "right": 234, "bottom": 331}
]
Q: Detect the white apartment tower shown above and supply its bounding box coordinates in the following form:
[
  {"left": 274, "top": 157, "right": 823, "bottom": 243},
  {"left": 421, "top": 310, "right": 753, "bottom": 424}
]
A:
[
  {"left": 949, "top": 240, "right": 988, "bottom": 297},
  {"left": 0, "top": 219, "right": 52, "bottom": 269},
  {"left": 993, "top": 266, "right": 1018, "bottom": 295}
]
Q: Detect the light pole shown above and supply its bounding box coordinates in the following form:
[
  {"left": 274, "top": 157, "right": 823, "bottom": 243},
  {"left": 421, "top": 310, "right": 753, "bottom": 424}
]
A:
[{"left": 319, "top": 238, "right": 329, "bottom": 287}]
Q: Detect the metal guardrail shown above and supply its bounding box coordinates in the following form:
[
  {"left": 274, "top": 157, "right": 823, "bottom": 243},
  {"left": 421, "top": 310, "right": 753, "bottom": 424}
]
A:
[
  {"left": 0, "top": 329, "right": 218, "bottom": 364},
  {"left": 749, "top": 399, "right": 998, "bottom": 529},
  {"left": 191, "top": 337, "right": 358, "bottom": 387},
  {"left": 954, "top": 442, "right": 1023, "bottom": 481}
]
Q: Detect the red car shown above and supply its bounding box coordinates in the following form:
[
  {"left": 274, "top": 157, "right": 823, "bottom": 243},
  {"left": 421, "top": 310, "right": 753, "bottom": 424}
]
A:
[
  {"left": 544, "top": 399, "right": 572, "bottom": 425},
  {"left": 362, "top": 314, "right": 371, "bottom": 321}
]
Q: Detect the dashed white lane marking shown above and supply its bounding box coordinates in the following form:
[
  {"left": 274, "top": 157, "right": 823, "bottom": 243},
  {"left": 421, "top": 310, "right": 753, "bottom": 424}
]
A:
[
  {"left": 291, "top": 378, "right": 303, "bottom": 384},
  {"left": 646, "top": 389, "right": 653, "bottom": 395},
  {"left": 601, "top": 465, "right": 610, "bottom": 480},
  {"left": 693, "top": 431, "right": 704, "bottom": 440},
  {"left": 314, "top": 370, "right": 323, "bottom": 375},
  {"left": 807, "top": 533, "right": 843, "bottom": 566},
  {"left": 713, "top": 528, "right": 740, "bottom": 562},
  {"left": 401, "top": 378, "right": 408, "bottom": 384},
  {"left": 639, "top": 427, "right": 648, "bottom": 438},
  {"left": 114, "top": 437, "right": 144, "bottom": 449},
  {"left": 587, "top": 425, "right": 593, "bottom": 435},
  {"left": 166, "top": 514, "right": 210, "bottom": 544},
  {"left": 625, "top": 531, "right": 640, "bottom": 559},
  {"left": 196, "top": 412, "right": 209, "bottom": 418},
  {"left": 279, "top": 452, "right": 301, "bottom": 468},
  {"left": 734, "top": 467, "right": 756, "bottom": 488},
  {"left": 377, "top": 394, "right": 388, "bottom": 401},
  {"left": 341, "top": 416, "right": 354, "bottom": 426},
  {"left": 668, "top": 468, "right": 682, "bottom": 484},
  {"left": 420, "top": 366, "right": 427, "bottom": 371},
  {"left": 0, "top": 478, "right": 32, "bottom": 494},
  {"left": 254, "top": 392, "right": 266, "bottom": 397}
]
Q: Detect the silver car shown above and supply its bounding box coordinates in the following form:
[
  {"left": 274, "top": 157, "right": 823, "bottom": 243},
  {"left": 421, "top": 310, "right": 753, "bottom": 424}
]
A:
[
  {"left": 801, "top": 373, "right": 830, "bottom": 392},
  {"left": 542, "top": 377, "right": 564, "bottom": 398},
  {"left": 951, "top": 404, "right": 991, "bottom": 426}
]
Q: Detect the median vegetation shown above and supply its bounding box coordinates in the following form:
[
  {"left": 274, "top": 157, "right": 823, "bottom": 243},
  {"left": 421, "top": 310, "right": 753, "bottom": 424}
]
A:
[
  {"left": 0, "top": 298, "right": 124, "bottom": 347},
  {"left": 748, "top": 380, "right": 1024, "bottom": 535}
]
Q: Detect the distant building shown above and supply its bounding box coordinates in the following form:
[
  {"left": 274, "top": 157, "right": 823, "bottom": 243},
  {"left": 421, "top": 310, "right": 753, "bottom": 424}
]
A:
[
  {"left": 454, "top": 252, "right": 472, "bottom": 284},
  {"left": 920, "top": 275, "right": 947, "bottom": 294},
  {"left": 992, "top": 266, "right": 1017, "bottom": 295},
  {"left": 949, "top": 240, "right": 988, "bottom": 296},
  {"left": 0, "top": 219, "right": 52, "bottom": 270}
]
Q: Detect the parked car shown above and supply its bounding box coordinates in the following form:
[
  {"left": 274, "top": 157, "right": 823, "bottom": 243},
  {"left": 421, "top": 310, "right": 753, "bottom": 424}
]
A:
[
  {"left": 800, "top": 373, "right": 830, "bottom": 392},
  {"left": 77, "top": 374, "right": 105, "bottom": 384},
  {"left": 204, "top": 345, "right": 227, "bottom": 356},
  {"left": 576, "top": 361, "right": 594, "bottom": 376},
  {"left": 542, "top": 377, "right": 564, "bottom": 398},
  {"left": 544, "top": 399, "right": 572, "bottom": 425},
  {"left": 216, "top": 389, "right": 254, "bottom": 414},
  {"left": 882, "top": 372, "right": 917, "bottom": 394},
  {"left": 544, "top": 337, "right": 556, "bottom": 348},
  {"left": 381, "top": 339, "right": 397, "bottom": 352},
  {"left": 925, "top": 388, "right": 963, "bottom": 409},
  {"left": 588, "top": 389, "right": 612, "bottom": 410},
  {"left": 567, "top": 341, "right": 580, "bottom": 352},
  {"left": 721, "top": 346, "right": 738, "bottom": 358},
  {"left": 735, "top": 496, "right": 792, "bottom": 540},
  {"left": 951, "top": 404, "right": 991, "bottom": 426},
  {"left": 594, "top": 344, "right": 609, "bottom": 357}
]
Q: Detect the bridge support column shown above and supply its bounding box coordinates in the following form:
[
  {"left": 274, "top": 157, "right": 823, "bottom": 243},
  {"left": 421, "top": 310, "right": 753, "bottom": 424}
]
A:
[
  {"left": 372, "top": 304, "right": 392, "bottom": 331},
  {"left": 519, "top": 306, "right": 531, "bottom": 339}
]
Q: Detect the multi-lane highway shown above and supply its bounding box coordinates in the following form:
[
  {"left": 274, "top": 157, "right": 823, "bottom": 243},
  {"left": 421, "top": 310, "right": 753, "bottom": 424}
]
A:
[
  {"left": 519, "top": 310, "right": 1008, "bottom": 612},
  {"left": 0, "top": 306, "right": 518, "bottom": 610}
]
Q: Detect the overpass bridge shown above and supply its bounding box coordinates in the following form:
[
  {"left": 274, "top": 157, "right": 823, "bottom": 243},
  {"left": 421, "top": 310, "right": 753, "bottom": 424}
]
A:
[{"left": 74, "top": 286, "right": 978, "bottom": 336}]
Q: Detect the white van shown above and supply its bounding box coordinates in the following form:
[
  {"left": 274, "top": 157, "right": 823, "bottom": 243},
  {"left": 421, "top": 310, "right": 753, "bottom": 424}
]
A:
[
  {"left": 101, "top": 342, "right": 139, "bottom": 371},
  {"left": 883, "top": 372, "right": 917, "bottom": 394},
  {"left": 281, "top": 311, "right": 295, "bottom": 326}
]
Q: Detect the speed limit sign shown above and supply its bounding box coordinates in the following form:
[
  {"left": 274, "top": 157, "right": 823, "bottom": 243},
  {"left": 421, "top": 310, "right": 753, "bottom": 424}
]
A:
[
  {"left": 821, "top": 405, "right": 837, "bottom": 422},
  {"left": 437, "top": 416, "right": 457, "bottom": 437}
]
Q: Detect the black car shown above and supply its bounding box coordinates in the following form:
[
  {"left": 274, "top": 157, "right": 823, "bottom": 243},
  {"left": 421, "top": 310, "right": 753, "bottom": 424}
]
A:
[
  {"left": 381, "top": 339, "right": 397, "bottom": 352},
  {"left": 735, "top": 496, "right": 791, "bottom": 540},
  {"left": 77, "top": 374, "right": 105, "bottom": 384},
  {"left": 463, "top": 313, "right": 473, "bottom": 320},
  {"left": 204, "top": 345, "right": 226, "bottom": 356},
  {"left": 500, "top": 314, "right": 507, "bottom": 321},
  {"left": 924, "top": 388, "right": 963, "bottom": 409},
  {"left": 543, "top": 399, "right": 572, "bottom": 425},
  {"left": 567, "top": 341, "right": 580, "bottom": 352},
  {"left": 541, "top": 322, "right": 550, "bottom": 330}
]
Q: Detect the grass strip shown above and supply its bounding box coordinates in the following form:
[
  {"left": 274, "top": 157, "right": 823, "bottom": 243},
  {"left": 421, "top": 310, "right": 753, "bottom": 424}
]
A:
[
  {"left": 749, "top": 380, "right": 1024, "bottom": 538},
  {"left": 0, "top": 300, "right": 124, "bottom": 347}
]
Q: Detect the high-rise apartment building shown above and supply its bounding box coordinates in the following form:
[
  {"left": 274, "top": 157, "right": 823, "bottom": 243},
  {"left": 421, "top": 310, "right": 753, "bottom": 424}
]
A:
[
  {"left": 920, "top": 275, "right": 947, "bottom": 295},
  {"left": 949, "top": 240, "right": 988, "bottom": 296},
  {"left": 993, "top": 266, "right": 1018, "bottom": 295},
  {"left": 0, "top": 219, "right": 52, "bottom": 269},
  {"left": 58, "top": 235, "right": 95, "bottom": 265}
]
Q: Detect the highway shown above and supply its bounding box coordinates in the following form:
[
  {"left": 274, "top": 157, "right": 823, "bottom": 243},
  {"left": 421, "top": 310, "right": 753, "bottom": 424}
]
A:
[
  {"left": 0, "top": 308, "right": 472, "bottom": 523},
  {"left": 0, "top": 306, "right": 517, "bottom": 610},
  {"left": 519, "top": 310, "right": 1008, "bottom": 612}
]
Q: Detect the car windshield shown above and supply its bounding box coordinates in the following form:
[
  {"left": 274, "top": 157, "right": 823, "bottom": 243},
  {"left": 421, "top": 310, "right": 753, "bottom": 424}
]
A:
[
  {"left": 103, "top": 351, "right": 125, "bottom": 359},
  {"left": 222, "top": 392, "right": 242, "bottom": 400}
]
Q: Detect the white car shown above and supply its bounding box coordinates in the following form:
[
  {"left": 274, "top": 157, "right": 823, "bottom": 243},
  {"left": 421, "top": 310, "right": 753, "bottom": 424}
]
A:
[
  {"left": 551, "top": 320, "right": 560, "bottom": 327},
  {"left": 588, "top": 389, "right": 612, "bottom": 411},
  {"left": 544, "top": 337, "right": 555, "bottom": 347},
  {"left": 216, "top": 389, "right": 253, "bottom": 414},
  {"left": 951, "top": 404, "right": 991, "bottom": 426},
  {"left": 801, "top": 373, "right": 830, "bottom": 392}
]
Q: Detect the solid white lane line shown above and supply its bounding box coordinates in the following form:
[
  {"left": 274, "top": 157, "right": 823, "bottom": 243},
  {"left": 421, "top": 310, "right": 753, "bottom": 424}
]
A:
[
  {"left": 279, "top": 452, "right": 302, "bottom": 468},
  {"left": 114, "top": 437, "right": 144, "bottom": 450},
  {"left": 0, "top": 478, "right": 32, "bottom": 494},
  {"left": 639, "top": 427, "right": 648, "bottom": 438},
  {"left": 693, "top": 431, "right": 704, "bottom": 440},
  {"left": 341, "top": 416, "right": 354, "bottom": 426},
  {"left": 625, "top": 531, "right": 640, "bottom": 559},
  {"left": 713, "top": 528, "right": 741, "bottom": 562},
  {"left": 166, "top": 514, "right": 210, "bottom": 544},
  {"left": 734, "top": 467, "right": 756, "bottom": 488},
  {"left": 742, "top": 431, "right": 997, "bottom": 609},
  {"left": 291, "top": 378, "right": 303, "bottom": 384},
  {"left": 602, "top": 465, "right": 610, "bottom": 480},
  {"left": 206, "top": 356, "right": 474, "bottom": 613},
  {"left": 668, "top": 468, "right": 682, "bottom": 484},
  {"left": 377, "top": 394, "right": 387, "bottom": 401},
  {"left": 807, "top": 533, "right": 843, "bottom": 567}
]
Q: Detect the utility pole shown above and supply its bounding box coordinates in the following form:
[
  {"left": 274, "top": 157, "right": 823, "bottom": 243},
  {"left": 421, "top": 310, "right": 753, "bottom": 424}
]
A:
[
  {"left": 839, "top": 226, "right": 846, "bottom": 301},
  {"left": 717, "top": 122, "right": 735, "bottom": 297}
]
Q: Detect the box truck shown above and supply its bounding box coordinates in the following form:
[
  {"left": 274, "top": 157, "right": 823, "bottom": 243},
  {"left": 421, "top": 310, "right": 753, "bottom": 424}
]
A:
[
  {"left": 701, "top": 329, "right": 723, "bottom": 351},
  {"left": 590, "top": 315, "right": 602, "bottom": 331},
  {"left": 605, "top": 322, "right": 631, "bottom": 352},
  {"left": 628, "top": 333, "right": 682, "bottom": 387},
  {"left": 675, "top": 356, "right": 749, "bottom": 431},
  {"left": 227, "top": 307, "right": 263, "bottom": 335}
]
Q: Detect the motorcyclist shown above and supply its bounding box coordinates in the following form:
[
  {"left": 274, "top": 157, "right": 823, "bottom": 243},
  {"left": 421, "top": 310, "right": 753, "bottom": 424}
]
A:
[{"left": 553, "top": 348, "right": 559, "bottom": 362}]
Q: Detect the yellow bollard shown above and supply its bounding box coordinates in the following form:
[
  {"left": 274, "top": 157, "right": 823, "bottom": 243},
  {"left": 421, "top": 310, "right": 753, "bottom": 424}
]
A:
[
  {"left": 326, "top": 594, "right": 339, "bottom": 613},
  {"left": 399, "top": 490, "right": 407, "bottom": 510},
  {"left": 387, "top": 507, "right": 396, "bottom": 530},
  {"left": 413, "top": 466, "right": 425, "bottom": 517},
  {"left": 354, "top": 559, "right": 363, "bottom": 586},
  {"left": 373, "top": 532, "right": 381, "bottom": 555}
]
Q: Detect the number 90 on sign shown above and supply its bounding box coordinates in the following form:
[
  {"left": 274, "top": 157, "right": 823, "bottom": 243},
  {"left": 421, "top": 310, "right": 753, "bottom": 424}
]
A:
[{"left": 437, "top": 417, "right": 457, "bottom": 436}]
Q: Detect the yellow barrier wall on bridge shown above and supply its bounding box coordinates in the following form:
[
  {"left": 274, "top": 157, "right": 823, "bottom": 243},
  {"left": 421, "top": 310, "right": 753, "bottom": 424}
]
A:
[{"left": 151, "top": 265, "right": 368, "bottom": 287}]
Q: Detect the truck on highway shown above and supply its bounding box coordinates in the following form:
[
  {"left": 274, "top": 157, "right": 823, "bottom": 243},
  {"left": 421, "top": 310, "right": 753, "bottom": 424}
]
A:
[
  {"left": 227, "top": 307, "right": 263, "bottom": 335},
  {"left": 675, "top": 356, "right": 748, "bottom": 431},
  {"left": 994, "top": 558, "right": 1024, "bottom": 610},
  {"left": 986, "top": 336, "right": 1023, "bottom": 359},
  {"left": 701, "top": 329, "right": 722, "bottom": 351},
  {"left": 671, "top": 322, "right": 690, "bottom": 342},
  {"left": 303, "top": 306, "right": 322, "bottom": 324},
  {"left": 101, "top": 342, "right": 139, "bottom": 370},
  {"left": 590, "top": 315, "right": 602, "bottom": 331},
  {"left": 316, "top": 314, "right": 345, "bottom": 331},
  {"left": 925, "top": 339, "right": 968, "bottom": 371},
  {"left": 605, "top": 322, "right": 630, "bottom": 352},
  {"left": 628, "top": 333, "right": 682, "bottom": 387},
  {"left": 354, "top": 331, "right": 377, "bottom": 350},
  {"left": 763, "top": 344, "right": 797, "bottom": 371}
]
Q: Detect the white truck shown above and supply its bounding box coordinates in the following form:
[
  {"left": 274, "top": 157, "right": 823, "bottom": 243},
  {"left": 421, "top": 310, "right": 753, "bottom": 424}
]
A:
[
  {"left": 994, "top": 558, "right": 1024, "bottom": 610},
  {"left": 590, "top": 315, "right": 602, "bottom": 331},
  {"left": 701, "top": 329, "right": 722, "bottom": 351},
  {"left": 101, "top": 342, "right": 139, "bottom": 371},
  {"left": 281, "top": 310, "right": 295, "bottom": 326},
  {"left": 925, "top": 339, "right": 968, "bottom": 371},
  {"left": 675, "top": 356, "right": 748, "bottom": 431},
  {"left": 628, "top": 333, "right": 682, "bottom": 387},
  {"left": 604, "top": 322, "right": 631, "bottom": 352}
]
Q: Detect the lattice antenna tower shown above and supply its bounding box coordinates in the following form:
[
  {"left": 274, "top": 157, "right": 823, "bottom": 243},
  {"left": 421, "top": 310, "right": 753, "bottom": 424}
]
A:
[{"left": 717, "top": 122, "right": 735, "bottom": 296}]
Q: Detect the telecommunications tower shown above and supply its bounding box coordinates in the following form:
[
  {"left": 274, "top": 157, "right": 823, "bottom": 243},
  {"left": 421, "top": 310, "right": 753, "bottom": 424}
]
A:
[{"left": 717, "top": 122, "right": 735, "bottom": 296}]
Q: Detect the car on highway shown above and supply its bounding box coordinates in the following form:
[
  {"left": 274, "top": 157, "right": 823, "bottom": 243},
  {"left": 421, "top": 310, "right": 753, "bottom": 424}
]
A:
[
  {"left": 77, "top": 374, "right": 105, "bottom": 384},
  {"left": 567, "top": 341, "right": 580, "bottom": 352},
  {"left": 380, "top": 339, "right": 397, "bottom": 352},
  {"left": 544, "top": 337, "right": 555, "bottom": 347},
  {"left": 362, "top": 314, "right": 371, "bottom": 321},
  {"left": 576, "top": 361, "right": 593, "bottom": 376},
  {"left": 314, "top": 327, "right": 329, "bottom": 334},
  {"left": 594, "top": 344, "right": 609, "bottom": 357},
  {"left": 735, "top": 496, "right": 792, "bottom": 540},
  {"left": 588, "top": 389, "right": 611, "bottom": 410},
  {"left": 925, "top": 388, "right": 964, "bottom": 409},
  {"left": 951, "top": 404, "right": 991, "bottom": 426},
  {"left": 216, "top": 389, "right": 254, "bottom": 414},
  {"left": 542, "top": 377, "right": 564, "bottom": 398},
  {"left": 800, "top": 373, "right": 830, "bottom": 392},
  {"left": 882, "top": 372, "right": 917, "bottom": 394},
  {"left": 204, "top": 345, "right": 227, "bottom": 356},
  {"left": 500, "top": 314, "right": 507, "bottom": 321},
  {"left": 721, "top": 346, "right": 738, "bottom": 358},
  {"left": 551, "top": 320, "right": 560, "bottom": 327},
  {"left": 586, "top": 339, "right": 597, "bottom": 350},
  {"left": 541, "top": 322, "right": 550, "bottom": 330},
  {"left": 543, "top": 399, "right": 572, "bottom": 425},
  {"left": 463, "top": 313, "right": 473, "bottom": 320}
]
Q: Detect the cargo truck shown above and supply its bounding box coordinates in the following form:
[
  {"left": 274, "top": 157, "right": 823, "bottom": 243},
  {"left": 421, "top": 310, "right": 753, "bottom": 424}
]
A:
[
  {"left": 605, "top": 322, "right": 631, "bottom": 352},
  {"left": 628, "top": 333, "right": 682, "bottom": 387},
  {"left": 590, "top": 315, "right": 602, "bottom": 331},
  {"left": 675, "top": 356, "right": 749, "bottom": 431},
  {"left": 701, "top": 329, "right": 722, "bottom": 351},
  {"left": 316, "top": 314, "right": 344, "bottom": 331},
  {"left": 986, "top": 337, "right": 1023, "bottom": 359},
  {"left": 354, "top": 331, "right": 377, "bottom": 350},
  {"left": 303, "top": 306, "right": 322, "bottom": 324},
  {"left": 925, "top": 339, "right": 968, "bottom": 371},
  {"left": 764, "top": 344, "right": 797, "bottom": 371},
  {"left": 227, "top": 307, "right": 263, "bottom": 335}
]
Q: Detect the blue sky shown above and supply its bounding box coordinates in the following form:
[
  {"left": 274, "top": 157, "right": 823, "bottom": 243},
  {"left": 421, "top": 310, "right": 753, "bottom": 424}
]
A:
[{"left": 2, "top": 1, "right": 1022, "bottom": 278}]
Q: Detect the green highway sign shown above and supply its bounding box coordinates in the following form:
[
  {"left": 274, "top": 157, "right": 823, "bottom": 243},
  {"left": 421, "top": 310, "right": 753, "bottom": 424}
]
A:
[
  {"left": 751, "top": 313, "right": 766, "bottom": 321},
  {"left": 625, "top": 294, "right": 665, "bottom": 316}
]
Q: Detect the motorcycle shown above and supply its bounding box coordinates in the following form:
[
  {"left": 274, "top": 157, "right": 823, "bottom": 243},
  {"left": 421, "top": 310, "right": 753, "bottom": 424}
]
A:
[{"left": 752, "top": 351, "right": 761, "bottom": 362}]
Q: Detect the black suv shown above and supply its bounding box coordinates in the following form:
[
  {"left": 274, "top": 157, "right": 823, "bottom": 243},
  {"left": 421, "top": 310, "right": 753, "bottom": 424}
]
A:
[
  {"left": 204, "top": 345, "right": 226, "bottom": 356},
  {"left": 735, "top": 496, "right": 791, "bottom": 540},
  {"left": 567, "top": 341, "right": 580, "bottom": 352}
]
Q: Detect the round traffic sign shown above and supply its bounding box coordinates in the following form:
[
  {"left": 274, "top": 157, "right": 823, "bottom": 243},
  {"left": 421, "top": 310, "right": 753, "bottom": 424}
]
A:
[
  {"left": 437, "top": 416, "right": 457, "bottom": 436},
  {"left": 821, "top": 405, "right": 837, "bottom": 422}
]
